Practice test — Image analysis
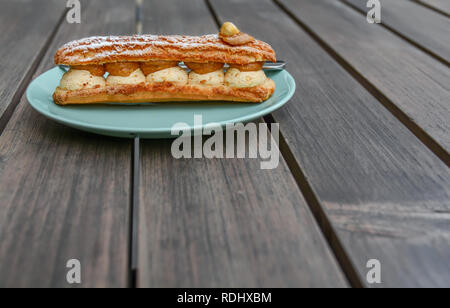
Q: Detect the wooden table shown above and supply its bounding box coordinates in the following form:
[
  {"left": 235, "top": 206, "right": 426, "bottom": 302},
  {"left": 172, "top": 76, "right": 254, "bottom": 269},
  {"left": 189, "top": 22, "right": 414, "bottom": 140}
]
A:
[{"left": 0, "top": 0, "right": 449, "bottom": 288}]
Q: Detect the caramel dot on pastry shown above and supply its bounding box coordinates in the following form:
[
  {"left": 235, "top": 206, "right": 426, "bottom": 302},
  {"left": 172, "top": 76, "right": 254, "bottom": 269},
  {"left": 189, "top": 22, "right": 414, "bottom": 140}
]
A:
[
  {"left": 140, "top": 61, "right": 179, "bottom": 75},
  {"left": 105, "top": 62, "right": 140, "bottom": 77},
  {"left": 229, "top": 62, "right": 264, "bottom": 72},
  {"left": 219, "top": 21, "right": 255, "bottom": 46},
  {"left": 221, "top": 33, "right": 255, "bottom": 46},
  {"left": 185, "top": 62, "right": 224, "bottom": 75},
  {"left": 220, "top": 22, "right": 240, "bottom": 37},
  {"left": 72, "top": 65, "right": 105, "bottom": 77}
]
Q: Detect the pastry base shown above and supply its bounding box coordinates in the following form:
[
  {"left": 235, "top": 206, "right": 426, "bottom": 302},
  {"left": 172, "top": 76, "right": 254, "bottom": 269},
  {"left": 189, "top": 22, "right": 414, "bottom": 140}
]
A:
[{"left": 53, "top": 79, "right": 275, "bottom": 105}]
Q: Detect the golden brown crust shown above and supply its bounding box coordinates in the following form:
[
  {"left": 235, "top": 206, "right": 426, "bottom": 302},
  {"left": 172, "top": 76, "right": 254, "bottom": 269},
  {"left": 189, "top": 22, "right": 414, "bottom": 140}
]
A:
[
  {"left": 72, "top": 64, "right": 105, "bottom": 76},
  {"left": 184, "top": 62, "right": 224, "bottom": 74},
  {"left": 53, "top": 79, "right": 275, "bottom": 105},
  {"left": 54, "top": 34, "right": 276, "bottom": 66},
  {"left": 229, "top": 62, "right": 264, "bottom": 72}
]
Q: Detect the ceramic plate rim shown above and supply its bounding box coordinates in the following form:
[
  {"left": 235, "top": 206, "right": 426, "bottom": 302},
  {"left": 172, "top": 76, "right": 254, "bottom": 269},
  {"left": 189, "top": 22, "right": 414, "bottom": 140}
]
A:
[{"left": 26, "top": 67, "right": 296, "bottom": 135}]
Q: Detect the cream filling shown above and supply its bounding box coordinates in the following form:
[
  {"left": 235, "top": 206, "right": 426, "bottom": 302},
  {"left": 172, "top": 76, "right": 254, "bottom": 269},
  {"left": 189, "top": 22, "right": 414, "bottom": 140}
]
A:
[
  {"left": 146, "top": 66, "right": 188, "bottom": 85},
  {"left": 106, "top": 68, "right": 146, "bottom": 85},
  {"left": 59, "top": 69, "right": 106, "bottom": 90},
  {"left": 188, "top": 69, "right": 225, "bottom": 86},
  {"left": 225, "top": 68, "right": 267, "bottom": 88}
]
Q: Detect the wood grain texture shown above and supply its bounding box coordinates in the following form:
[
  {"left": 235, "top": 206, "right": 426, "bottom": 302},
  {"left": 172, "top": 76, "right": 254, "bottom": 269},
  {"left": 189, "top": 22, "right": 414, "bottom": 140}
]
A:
[
  {"left": 279, "top": 0, "right": 450, "bottom": 161},
  {"left": 0, "top": 0, "right": 65, "bottom": 132},
  {"left": 210, "top": 0, "right": 450, "bottom": 287},
  {"left": 137, "top": 0, "right": 347, "bottom": 288},
  {"left": 416, "top": 0, "right": 450, "bottom": 15},
  {"left": 344, "top": 0, "right": 450, "bottom": 64},
  {"left": 139, "top": 138, "right": 347, "bottom": 288},
  {"left": 0, "top": 0, "right": 135, "bottom": 287}
]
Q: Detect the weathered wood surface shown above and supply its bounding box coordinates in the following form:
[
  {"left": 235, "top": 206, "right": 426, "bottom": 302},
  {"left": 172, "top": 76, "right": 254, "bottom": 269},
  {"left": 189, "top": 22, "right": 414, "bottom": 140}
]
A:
[
  {"left": 344, "top": 0, "right": 450, "bottom": 64},
  {"left": 416, "top": 0, "right": 450, "bottom": 15},
  {"left": 278, "top": 0, "right": 450, "bottom": 163},
  {"left": 210, "top": 0, "right": 450, "bottom": 287},
  {"left": 0, "top": 0, "right": 65, "bottom": 132},
  {"left": 0, "top": 0, "right": 135, "bottom": 287},
  {"left": 137, "top": 0, "right": 347, "bottom": 288}
]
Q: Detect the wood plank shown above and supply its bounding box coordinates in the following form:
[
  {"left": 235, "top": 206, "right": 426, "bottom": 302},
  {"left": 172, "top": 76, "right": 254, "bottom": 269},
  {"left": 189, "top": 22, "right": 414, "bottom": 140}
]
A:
[
  {"left": 0, "top": 0, "right": 135, "bottom": 287},
  {"left": 344, "top": 0, "right": 450, "bottom": 64},
  {"left": 210, "top": 0, "right": 450, "bottom": 287},
  {"left": 0, "top": 0, "right": 65, "bottom": 132},
  {"left": 137, "top": 0, "right": 347, "bottom": 288},
  {"left": 417, "top": 0, "right": 450, "bottom": 15},
  {"left": 279, "top": 0, "right": 450, "bottom": 163}
]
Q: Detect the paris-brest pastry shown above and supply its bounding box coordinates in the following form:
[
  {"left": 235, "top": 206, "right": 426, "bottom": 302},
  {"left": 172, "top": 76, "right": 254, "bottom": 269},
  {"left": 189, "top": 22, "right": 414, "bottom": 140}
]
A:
[{"left": 53, "top": 22, "right": 276, "bottom": 105}]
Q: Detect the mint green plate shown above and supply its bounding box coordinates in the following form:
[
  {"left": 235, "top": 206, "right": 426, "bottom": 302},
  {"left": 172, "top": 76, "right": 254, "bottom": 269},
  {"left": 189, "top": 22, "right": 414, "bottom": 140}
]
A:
[{"left": 26, "top": 67, "right": 295, "bottom": 138}]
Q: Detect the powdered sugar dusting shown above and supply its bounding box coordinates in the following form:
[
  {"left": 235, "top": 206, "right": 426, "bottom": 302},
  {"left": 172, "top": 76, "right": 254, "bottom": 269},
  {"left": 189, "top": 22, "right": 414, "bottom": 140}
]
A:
[{"left": 55, "top": 34, "right": 276, "bottom": 65}]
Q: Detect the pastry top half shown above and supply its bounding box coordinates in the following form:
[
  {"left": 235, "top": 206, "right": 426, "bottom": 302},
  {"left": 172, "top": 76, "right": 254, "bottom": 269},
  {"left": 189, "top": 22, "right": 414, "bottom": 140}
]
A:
[{"left": 55, "top": 34, "right": 276, "bottom": 66}]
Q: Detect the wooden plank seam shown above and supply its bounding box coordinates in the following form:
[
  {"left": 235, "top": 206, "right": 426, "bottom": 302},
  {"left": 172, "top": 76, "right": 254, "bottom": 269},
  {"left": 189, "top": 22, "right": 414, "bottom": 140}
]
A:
[
  {"left": 129, "top": 136, "right": 140, "bottom": 288},
  {"left": 263, "top": 113, "right": 363, "bottom": 287},
  {"left": 273, "top": 0, "right": 450, "bottom": 167},
  {"left": 412, "top": 0, "right": 450, "bottom": 18},
  {"left": 340, "top": 0, "right": 449, "bottom": 67},
  {"left": 130, "top": 0, "right": 143, "bottom": 288},
  {"left": 0, "top": 7, "right": 68, "bottom": 137},
  {"left": 206, "top": 0, "right": 362, "bottom": 287}
]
